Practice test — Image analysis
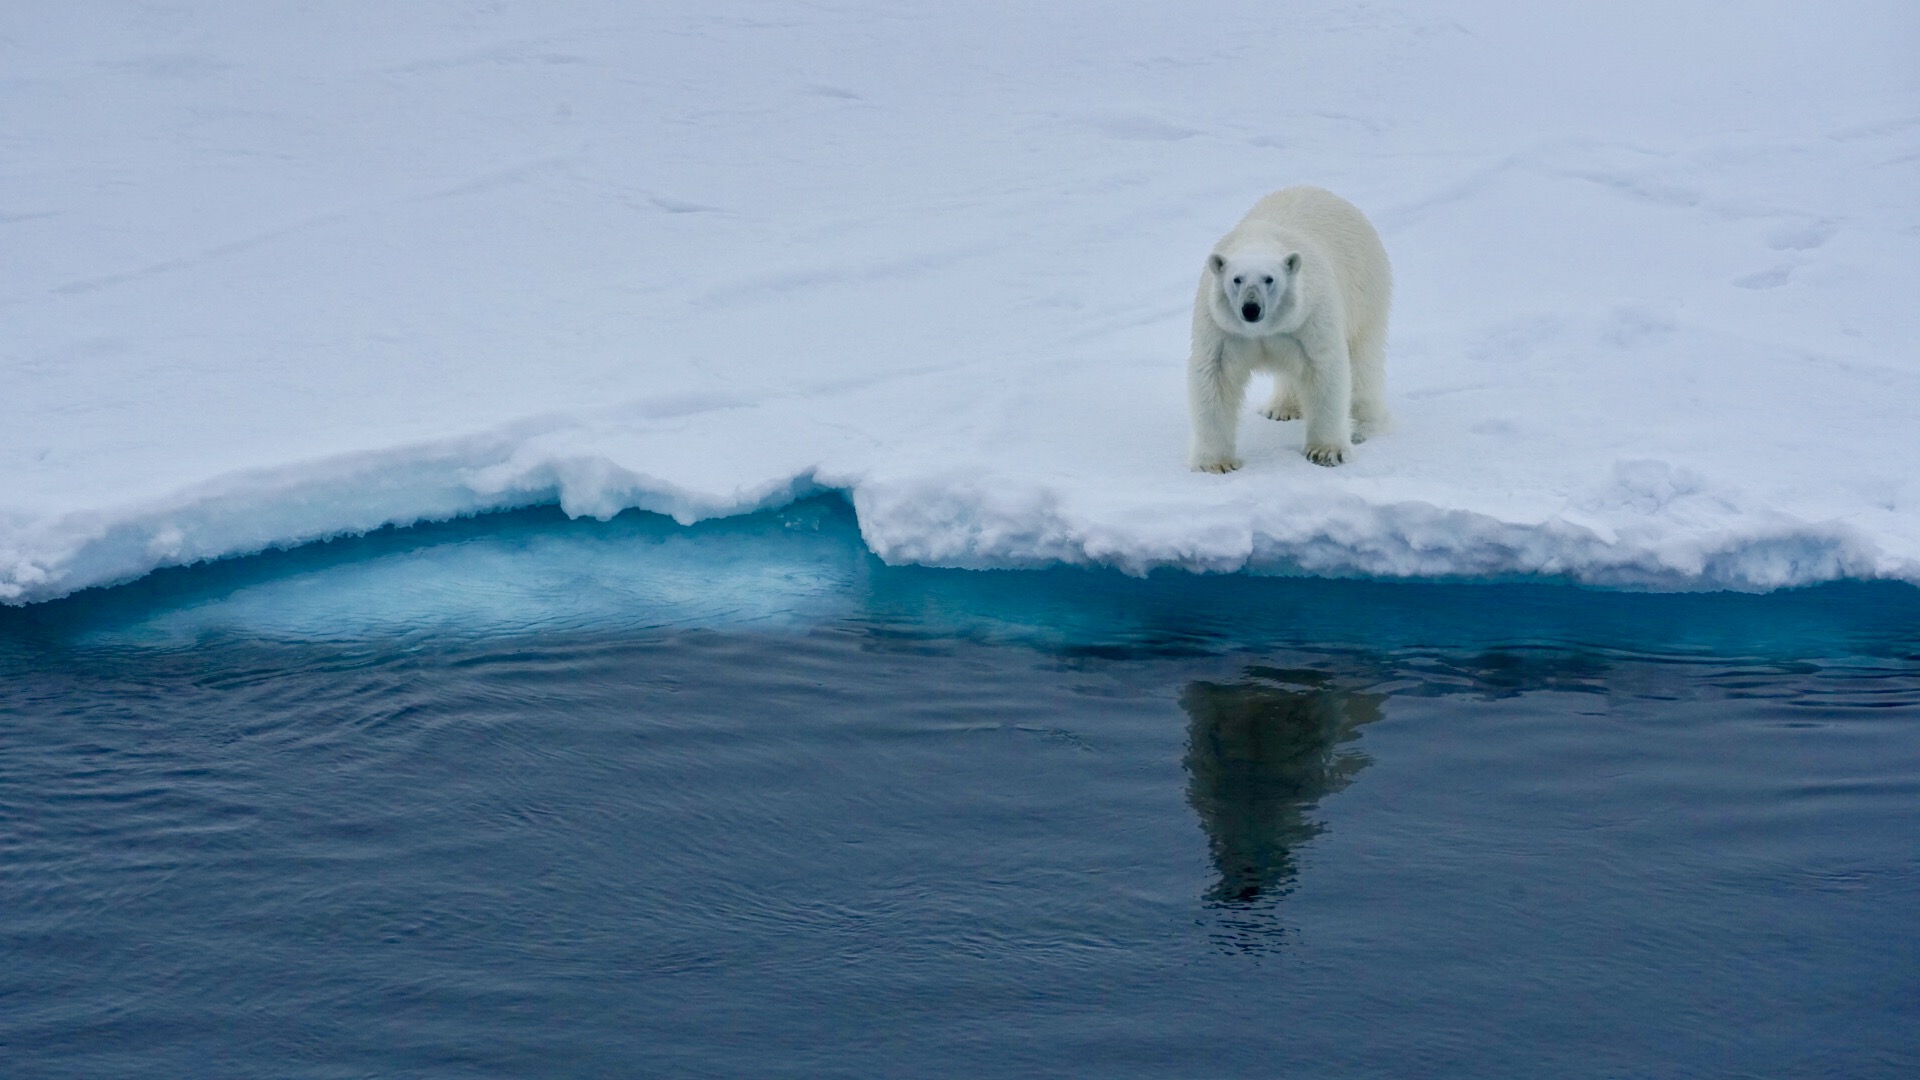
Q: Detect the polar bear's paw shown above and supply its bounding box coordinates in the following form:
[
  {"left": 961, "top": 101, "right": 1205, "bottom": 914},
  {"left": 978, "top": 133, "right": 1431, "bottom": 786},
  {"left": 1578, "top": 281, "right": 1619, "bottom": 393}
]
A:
[
  {"left": 1192, "top": 456, "right": 1243, "bottom": 474},
  {"left": 1260, "top": 404, "right": 1301, "bottom": 422},
  {"left": 1351, "top": 413, "right": 1391, "bottom": 444},
  {"left": 1303, "top": 443, "right": 1348, "bottom": 467}
]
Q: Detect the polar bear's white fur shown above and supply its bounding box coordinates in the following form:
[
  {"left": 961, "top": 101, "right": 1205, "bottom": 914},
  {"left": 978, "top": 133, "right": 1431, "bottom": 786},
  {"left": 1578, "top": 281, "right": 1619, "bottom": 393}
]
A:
[{"left": 1187, "top": 186, "right": 1392, "bottom": 471}]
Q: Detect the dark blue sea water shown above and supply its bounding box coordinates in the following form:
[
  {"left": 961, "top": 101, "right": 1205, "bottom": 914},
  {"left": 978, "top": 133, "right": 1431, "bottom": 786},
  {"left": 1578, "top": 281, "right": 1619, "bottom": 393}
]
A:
[{"left": 4, "top": 498, "right": 1917, "bottom": 1078}]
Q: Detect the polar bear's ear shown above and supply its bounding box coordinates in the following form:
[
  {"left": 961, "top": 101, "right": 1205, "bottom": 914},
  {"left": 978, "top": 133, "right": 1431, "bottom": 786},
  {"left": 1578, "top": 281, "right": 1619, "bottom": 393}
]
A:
[
  {"left": 1208, "top": 253, "right": 1226, "bottom": 276},
  {"left": 1284, "top": 252, "right": 1301, "bottom": 274}
]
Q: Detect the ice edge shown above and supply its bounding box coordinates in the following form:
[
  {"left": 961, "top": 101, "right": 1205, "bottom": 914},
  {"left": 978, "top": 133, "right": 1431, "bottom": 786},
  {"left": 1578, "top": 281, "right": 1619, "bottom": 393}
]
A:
[{"left": 4, "top": 436, "right": 1913, "bottom": 605}]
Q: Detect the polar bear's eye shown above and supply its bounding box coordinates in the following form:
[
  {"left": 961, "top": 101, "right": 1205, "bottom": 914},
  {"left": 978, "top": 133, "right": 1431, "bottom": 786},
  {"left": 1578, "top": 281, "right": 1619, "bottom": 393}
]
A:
[
  {"left": 1262, "top": 275, "right": 1273, "bottom": 285},
  {"left": 1231, "top": 276, "right": 1243, "bottom": 286}
]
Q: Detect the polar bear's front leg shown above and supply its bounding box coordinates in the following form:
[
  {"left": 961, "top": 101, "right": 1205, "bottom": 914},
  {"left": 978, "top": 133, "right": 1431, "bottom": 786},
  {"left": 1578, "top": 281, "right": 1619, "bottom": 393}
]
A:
[
  {"left": 1188, "top": 337, "right": 1248, "bottom": 473},
  {"left": 1299, "top": 333, "right": 1354, "bottom": 467}
]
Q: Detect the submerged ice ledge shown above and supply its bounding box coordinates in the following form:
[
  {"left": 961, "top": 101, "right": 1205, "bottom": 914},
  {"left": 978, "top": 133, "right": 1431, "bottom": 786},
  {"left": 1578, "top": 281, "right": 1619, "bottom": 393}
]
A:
[
  {"left": 2, "top": 425, "right": 1911, "bottom": 607},
  {"left": 0, "top": 427, "right": 823, "bottom": 605}
]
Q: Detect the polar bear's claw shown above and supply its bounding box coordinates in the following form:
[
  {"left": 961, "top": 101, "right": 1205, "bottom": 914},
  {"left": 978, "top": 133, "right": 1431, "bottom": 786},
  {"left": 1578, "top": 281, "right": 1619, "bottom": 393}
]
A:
[
  {"left": 1260, "top": 405, "right": 1301, "bottom": 422},
  {"left": 1304, "top": 444, "right": 1348, "bottom": 467},
  {"left": 1193, "top": 457, "right": 1242, "bottom": 474}
]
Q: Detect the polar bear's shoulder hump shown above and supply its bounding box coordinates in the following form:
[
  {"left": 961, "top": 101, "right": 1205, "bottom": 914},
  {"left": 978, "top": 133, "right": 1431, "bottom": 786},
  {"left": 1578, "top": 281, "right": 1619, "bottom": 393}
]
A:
[{"left": 1242, "top": 186, "right": 1373, "bottom": 241}]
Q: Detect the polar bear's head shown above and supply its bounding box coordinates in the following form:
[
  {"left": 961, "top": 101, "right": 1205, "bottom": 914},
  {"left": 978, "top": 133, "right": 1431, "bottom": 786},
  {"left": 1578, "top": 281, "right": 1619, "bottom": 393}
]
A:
[{"left": 1207, "top": 248, "right": 1302, "bottom": 336}]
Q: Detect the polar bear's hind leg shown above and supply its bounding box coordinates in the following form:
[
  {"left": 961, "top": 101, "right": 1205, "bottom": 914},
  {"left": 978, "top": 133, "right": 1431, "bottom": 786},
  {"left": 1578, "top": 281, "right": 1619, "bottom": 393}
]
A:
[
  {"left": 1348, "top": 326, "right": 1392, "bottom": 443},
  {"left": 1260, "top": 378, "right": 1302, "bottom": 422}
]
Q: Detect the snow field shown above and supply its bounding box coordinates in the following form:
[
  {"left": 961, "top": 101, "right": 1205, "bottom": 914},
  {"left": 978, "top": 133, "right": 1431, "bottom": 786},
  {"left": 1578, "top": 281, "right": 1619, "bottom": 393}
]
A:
[{"left": 3, "top": 1, "right": 1917, "bottom": 601}]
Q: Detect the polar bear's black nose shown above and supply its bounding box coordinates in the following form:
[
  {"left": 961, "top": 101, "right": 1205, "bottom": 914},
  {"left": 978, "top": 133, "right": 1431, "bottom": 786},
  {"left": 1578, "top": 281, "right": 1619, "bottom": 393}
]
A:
[{"left": 1241, "top": 301, "right": 1262, "bottom": 322}]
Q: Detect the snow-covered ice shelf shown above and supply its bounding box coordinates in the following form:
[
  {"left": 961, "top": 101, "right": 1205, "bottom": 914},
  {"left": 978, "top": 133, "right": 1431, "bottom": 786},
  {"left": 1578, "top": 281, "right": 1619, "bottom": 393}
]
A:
[{"left": 4, "top": 1, "right": 1918, "bottom": 602}]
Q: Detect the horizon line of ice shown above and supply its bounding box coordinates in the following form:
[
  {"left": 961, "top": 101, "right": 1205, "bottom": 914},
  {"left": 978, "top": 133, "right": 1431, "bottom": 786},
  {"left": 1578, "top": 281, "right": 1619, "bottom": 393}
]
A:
[{"left": 3, "top": 422, "right": 1915, "bottom": 606}]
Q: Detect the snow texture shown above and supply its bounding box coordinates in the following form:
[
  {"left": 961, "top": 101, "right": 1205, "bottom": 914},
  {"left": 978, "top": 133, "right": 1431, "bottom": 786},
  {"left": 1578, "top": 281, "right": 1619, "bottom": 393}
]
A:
[{"left": 4, "top": 1, "right": 1918, "bottom": 602}]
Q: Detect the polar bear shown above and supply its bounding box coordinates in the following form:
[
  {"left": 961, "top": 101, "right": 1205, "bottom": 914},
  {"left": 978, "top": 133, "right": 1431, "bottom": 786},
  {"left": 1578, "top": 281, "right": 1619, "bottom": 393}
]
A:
[{"left": 1187, "top": 186, "right": 1392, "bottom": 471}]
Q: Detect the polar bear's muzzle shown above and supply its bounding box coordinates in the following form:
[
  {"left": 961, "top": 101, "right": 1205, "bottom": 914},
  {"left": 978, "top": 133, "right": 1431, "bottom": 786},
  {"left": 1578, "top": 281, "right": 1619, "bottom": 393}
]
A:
[{"left": 1235, "top": 283, "right": 1268, "bottom": 324}]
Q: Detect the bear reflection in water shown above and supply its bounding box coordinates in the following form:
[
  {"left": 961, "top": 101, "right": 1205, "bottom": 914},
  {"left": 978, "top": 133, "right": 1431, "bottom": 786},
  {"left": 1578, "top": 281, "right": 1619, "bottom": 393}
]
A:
[{"left": 1181, "top": 669, "right": 1384, "bottom": 906}]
